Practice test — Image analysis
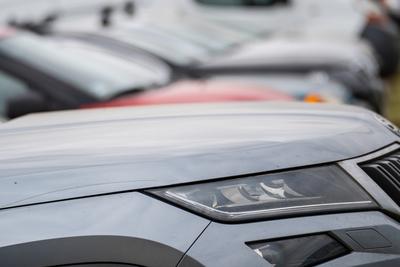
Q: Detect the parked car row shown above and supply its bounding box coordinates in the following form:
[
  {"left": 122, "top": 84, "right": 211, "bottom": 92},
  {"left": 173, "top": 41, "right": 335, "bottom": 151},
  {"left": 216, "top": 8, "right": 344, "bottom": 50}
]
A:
[
  {"left": 0, "top": 0, "right": 397, "bottom": 119},
  {"left": 2, "top": 1, "right": 400, "bottom": 267}
]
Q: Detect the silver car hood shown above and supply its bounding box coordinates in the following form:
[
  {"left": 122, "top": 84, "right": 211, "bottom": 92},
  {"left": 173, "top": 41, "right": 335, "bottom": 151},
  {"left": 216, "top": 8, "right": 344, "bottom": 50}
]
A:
[{"left": 0, "top": 103, "right": 397, "bottom": 208}]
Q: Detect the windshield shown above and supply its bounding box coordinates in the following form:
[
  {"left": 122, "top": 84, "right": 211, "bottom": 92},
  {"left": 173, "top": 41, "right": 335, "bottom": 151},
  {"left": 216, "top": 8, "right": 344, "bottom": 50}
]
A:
[{"left": 0, "top": 33, "right": 168, "bottom": 100}]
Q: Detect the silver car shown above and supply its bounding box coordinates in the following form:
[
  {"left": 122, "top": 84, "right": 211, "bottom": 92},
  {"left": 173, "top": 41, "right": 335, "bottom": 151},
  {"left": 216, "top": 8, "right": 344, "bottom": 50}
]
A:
[{"left": 0, "top": 102, "right": 400, "bottom": 267}]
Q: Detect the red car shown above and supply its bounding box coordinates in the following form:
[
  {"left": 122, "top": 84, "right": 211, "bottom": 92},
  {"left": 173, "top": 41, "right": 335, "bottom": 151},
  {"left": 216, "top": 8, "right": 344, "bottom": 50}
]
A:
[{"left": 82, "top": 80, "right": 293, "bottom": 109}]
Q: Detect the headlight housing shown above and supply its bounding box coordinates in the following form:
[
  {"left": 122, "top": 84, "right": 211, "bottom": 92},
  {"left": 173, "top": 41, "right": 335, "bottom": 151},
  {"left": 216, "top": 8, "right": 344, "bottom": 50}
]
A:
[{"left": 146, "top": 165, "right": 376, "bottom": 222}]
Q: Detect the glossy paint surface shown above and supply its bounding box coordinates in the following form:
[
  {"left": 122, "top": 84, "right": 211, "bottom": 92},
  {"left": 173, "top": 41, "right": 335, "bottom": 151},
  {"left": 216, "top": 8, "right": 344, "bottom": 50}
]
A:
[
  {"left": 0, "top": 192, "right": 210, "bottom": 267},
  {"left": 0, "top": 102, "right": 397, "bottom": 208}
]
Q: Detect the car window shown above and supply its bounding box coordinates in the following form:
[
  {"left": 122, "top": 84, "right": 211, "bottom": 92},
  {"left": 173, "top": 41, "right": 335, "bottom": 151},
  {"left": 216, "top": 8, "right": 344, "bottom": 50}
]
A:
[
  {"left": 0, "top": 33, "right": 166, "bottom": 100},
  {"left": 0, "top": 70, "right": 31, "bottom": 116}
]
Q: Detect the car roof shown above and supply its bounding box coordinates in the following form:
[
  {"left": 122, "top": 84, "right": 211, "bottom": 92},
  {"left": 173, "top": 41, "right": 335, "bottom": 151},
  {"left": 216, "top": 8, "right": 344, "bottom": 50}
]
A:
[{"left": 0, "top": 102, "right": 396, "bottom": 208}]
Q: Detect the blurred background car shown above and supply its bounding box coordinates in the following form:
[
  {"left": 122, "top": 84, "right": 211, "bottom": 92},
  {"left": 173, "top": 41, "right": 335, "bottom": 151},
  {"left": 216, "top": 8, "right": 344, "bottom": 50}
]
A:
[
  {"left": 0, "top": 0, "right": 396, "bottom": 120},
  {"left": 195, "top": 36, "right": 386, "bottom": 112},
  {"left": 17, "top": 8, "right": 380, "bottom": 113},
  {"left": 177, "top": 0, "right": 400, "bottom": 76},
  {"left": 47, "top": 30, "right": 357, "bottom": 108},
  {"left": 0, "top": 29, "right": 172, "bottom": 118},
  {"left": 0, "top": 0, "right": 397, "bottom": 118},
  {"left": 0, "top": 28, "right": 293, "bottom": 119}
]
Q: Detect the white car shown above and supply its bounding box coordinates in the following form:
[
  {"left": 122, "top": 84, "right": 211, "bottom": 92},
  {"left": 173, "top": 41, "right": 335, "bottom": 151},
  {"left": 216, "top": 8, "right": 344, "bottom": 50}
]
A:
[
  {"left": 148, "top": 0, "right": 374, "bottom": 35},
  {"left": 161, "top": 0, "right": 399, "bottom": 76}
]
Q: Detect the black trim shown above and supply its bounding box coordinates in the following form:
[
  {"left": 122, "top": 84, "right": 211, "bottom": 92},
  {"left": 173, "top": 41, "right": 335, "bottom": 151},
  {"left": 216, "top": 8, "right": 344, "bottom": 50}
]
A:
[
  {"left": 360, "top": 149, "right": 400, "bottom": 207},
  {"left": 245, "top": 232, "right": 351, "bottom": 267}
]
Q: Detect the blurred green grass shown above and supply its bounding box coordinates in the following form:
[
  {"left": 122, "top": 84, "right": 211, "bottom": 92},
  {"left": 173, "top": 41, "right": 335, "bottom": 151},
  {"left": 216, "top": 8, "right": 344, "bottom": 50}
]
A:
[{"left": 388, "top": 73, "right": 400, "bottom": 127}]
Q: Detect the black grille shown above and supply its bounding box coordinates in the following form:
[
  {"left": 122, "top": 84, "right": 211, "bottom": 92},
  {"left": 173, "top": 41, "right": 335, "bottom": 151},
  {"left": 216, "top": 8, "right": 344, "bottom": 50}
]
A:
[{"left": 360, "top": 150, "right": 400, "bottom": 206}]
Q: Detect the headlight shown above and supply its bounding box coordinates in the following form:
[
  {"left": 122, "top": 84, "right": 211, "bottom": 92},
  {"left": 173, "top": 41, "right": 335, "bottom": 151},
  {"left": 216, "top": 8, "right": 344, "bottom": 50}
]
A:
[{"left": 146, "top": 165, "right": 376, "bottom": 222}]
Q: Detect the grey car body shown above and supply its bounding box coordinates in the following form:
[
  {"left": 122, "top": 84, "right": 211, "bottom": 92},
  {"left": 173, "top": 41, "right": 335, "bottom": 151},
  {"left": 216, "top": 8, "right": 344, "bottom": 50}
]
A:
[{"left": 1, "top": 102, "right": 400, "bottom": 266}]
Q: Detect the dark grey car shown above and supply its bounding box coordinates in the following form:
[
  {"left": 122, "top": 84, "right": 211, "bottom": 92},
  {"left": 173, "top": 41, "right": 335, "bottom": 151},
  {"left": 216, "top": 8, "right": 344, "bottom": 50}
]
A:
[{"left": 1, "top": 102, "right": 400, "bottom": 267}]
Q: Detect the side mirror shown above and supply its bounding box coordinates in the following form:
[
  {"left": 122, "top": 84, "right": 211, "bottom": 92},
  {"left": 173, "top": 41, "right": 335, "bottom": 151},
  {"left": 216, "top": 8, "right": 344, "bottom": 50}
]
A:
[{"left": 6, "top": 91, "right": 48, "bottom": 119}]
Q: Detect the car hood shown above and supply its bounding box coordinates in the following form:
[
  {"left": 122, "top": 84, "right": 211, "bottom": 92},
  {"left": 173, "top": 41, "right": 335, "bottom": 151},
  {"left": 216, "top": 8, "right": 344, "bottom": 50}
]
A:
[{"left": 0, "top": 102, "right": 397, "bottom": 208}]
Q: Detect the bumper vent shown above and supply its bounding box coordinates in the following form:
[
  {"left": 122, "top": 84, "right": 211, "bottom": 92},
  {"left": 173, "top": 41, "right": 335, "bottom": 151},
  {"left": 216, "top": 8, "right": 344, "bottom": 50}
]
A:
[{"left": 360, "top": 150, "right": 400, "bottom": 206}]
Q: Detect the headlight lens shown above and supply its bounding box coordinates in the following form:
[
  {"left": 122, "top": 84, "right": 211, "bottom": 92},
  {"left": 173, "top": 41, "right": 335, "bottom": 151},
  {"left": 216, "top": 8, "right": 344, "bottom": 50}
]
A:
[{"left": 147, "top": 165, "right": 376, "bottom": 222}]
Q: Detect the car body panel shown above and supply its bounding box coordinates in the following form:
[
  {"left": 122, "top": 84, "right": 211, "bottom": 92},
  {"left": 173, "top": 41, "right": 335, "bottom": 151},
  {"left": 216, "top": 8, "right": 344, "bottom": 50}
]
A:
[
  {"left": 0, "top": 103, "right": 397, "bottom": 208},
  {"left": 0, "top": 191, "right": 210, "bottom": 267}
]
